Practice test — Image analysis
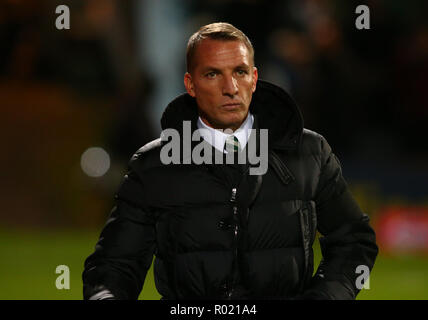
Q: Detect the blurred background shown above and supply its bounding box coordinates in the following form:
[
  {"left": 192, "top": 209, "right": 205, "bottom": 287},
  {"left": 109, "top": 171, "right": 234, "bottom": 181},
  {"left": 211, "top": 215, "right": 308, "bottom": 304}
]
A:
[{"left": 1, "top": 0, "right": 427, "bottom": 299}]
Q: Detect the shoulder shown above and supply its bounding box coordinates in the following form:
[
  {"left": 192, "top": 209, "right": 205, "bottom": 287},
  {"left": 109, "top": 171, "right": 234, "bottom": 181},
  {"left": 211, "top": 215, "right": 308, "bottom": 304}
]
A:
[
  {"left": 299, "top": 129, "right": 333, "bottom": 165},
  {"left": 300, "top": 129, "right": 330, "bottom": 152},
  {"left": 132, "top": 138, "right": 162, "bottom": 158},
  {"left": 128, "top": 138, "right": 163, "bottom": 173}
]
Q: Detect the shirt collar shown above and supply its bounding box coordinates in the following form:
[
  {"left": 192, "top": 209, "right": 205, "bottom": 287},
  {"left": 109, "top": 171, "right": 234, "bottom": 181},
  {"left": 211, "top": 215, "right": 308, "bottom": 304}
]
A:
[{"left": 197, "top": 113, "right": 254, "bottom": 153}]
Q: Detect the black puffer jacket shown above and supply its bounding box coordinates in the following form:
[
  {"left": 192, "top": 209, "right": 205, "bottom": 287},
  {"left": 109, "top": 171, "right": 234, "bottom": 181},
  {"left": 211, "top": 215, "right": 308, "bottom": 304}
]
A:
[{"left": 82, "top": 80, "right": 378, "bottom": 300}]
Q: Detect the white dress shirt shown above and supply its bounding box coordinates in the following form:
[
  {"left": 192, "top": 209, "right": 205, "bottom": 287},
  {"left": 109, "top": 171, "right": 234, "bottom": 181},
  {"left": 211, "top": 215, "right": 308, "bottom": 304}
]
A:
[{"left": 196, "top": 112, "right": 254, "bottom": 153}]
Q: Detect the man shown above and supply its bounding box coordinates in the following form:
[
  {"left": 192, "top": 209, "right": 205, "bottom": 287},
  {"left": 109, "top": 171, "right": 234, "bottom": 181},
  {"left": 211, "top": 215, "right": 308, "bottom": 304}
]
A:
[{"left": 82, "top": 22, "right": 378, "bottom": 300}]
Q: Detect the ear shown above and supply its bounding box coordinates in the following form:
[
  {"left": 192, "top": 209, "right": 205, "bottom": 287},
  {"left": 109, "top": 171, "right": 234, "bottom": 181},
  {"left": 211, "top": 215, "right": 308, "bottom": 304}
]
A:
[
  {"left": 251, "top": 67, "right": 258, "bottom": 92},
  {"left": 184, "top": 72, "right": 196, "bottom": 97}
]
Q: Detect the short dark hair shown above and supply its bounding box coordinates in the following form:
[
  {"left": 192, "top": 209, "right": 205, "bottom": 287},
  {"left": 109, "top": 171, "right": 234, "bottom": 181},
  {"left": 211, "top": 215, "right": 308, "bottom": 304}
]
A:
[{"left": 186, "top": 22, "right": 255, "bottom": 73}]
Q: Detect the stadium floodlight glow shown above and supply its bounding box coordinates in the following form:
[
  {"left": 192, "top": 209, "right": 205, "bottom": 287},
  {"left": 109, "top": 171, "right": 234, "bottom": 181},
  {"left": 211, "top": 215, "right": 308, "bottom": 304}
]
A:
[{"left": 80, "top": 147, "right": 110, "bottom": 178}]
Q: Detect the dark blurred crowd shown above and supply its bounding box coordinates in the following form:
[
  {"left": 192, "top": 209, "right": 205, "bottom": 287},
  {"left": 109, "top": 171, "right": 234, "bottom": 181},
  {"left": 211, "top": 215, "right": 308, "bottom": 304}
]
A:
[
  {"left": 1, "top": 0, "right": 427, "bottom": 226},
  {"left": 1, "top": 0, "right": 427, "bottom": 158}
]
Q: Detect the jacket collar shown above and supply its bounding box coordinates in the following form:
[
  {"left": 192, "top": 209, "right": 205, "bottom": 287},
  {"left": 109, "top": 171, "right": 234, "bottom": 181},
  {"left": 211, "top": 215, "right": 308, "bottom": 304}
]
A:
[{"left": 160, "top": 79, "right": 304, "bottom": 151}]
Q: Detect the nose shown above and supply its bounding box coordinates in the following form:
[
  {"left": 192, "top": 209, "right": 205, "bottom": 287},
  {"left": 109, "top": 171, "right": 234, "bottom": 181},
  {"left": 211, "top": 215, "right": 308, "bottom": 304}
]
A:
[{"left": 222, "top": 75, "right": 238, "bottom": 97}]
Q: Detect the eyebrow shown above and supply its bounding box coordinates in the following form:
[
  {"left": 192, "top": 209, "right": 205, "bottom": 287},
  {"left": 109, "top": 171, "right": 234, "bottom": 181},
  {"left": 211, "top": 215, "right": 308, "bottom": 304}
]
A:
[
  {"left": 234, "top": 63, "right": 251, "bottom": 69},
  {"left": 201, "top": 64, "right": 250, "bottom": 73},
  {"left": 201, "top": 67, "right": 221, "bottom": 73}
]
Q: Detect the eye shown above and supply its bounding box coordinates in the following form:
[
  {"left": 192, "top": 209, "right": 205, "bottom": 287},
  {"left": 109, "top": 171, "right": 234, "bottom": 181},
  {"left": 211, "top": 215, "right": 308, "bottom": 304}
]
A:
[
  {"left": 236, "top": 69, "right": 248, "bottom": 76},
  {"left": 205, "top": 71, "right": 217, "bottom": 79}
]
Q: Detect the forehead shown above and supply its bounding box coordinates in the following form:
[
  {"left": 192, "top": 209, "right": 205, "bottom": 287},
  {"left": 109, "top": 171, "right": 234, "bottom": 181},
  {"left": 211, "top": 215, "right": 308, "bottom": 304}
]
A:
[{"left": 192, "top": 39, "right": 251, "bottom": 70}]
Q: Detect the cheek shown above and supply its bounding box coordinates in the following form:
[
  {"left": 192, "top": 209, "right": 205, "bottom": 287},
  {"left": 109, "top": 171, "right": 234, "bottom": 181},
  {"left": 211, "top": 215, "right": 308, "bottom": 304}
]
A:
[
  {"left": 196, "top": 92, "right": 219, "bottom": 114},
  {"left": 198, "top": 87, "right": 220, "bottom": 104},
  {"left": 243, "top": 82, "right": 255, "bottom": 101}
]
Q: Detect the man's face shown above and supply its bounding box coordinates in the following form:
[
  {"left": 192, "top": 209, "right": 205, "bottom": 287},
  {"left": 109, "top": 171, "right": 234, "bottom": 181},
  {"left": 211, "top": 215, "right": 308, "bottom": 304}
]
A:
[{"left": 184, "top": 39, "right": 258, "bottom": 131}]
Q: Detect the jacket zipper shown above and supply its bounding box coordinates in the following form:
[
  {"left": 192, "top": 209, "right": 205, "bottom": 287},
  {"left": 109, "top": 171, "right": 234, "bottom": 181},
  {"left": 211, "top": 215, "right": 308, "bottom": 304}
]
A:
[
  {"left": 226, "top": 167, "right": 260, "bottom": 299},
  {"left": 228, "top": 187, "right": 238, "bottom": 299}
]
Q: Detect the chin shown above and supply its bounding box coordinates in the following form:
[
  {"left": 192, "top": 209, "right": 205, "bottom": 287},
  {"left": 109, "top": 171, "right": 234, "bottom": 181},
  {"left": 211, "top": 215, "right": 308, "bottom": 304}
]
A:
[{"left": 209, "top": 112, "right": 247, "bottom": 130}]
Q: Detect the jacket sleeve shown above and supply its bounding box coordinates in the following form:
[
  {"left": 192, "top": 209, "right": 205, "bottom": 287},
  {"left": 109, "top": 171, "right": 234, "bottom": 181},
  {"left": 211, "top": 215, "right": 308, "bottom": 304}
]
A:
[
  {"left": 299, "top": 135, "right": 378, "bottom": 300},
  {"left": 82, "top": 165, "right": 156, "bottom": 300}
]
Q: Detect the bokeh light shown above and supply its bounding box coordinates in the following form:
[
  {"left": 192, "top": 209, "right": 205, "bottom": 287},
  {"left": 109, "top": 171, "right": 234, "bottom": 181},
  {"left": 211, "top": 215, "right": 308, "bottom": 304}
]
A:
[{"left": 80, "top": 147, "right": 110, "bottom": 178}]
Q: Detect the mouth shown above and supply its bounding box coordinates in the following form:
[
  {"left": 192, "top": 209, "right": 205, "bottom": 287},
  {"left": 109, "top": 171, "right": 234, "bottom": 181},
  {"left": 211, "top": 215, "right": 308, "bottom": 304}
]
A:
[{"left": 221, "top": 102, "right": 242, "bottom": 110}]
